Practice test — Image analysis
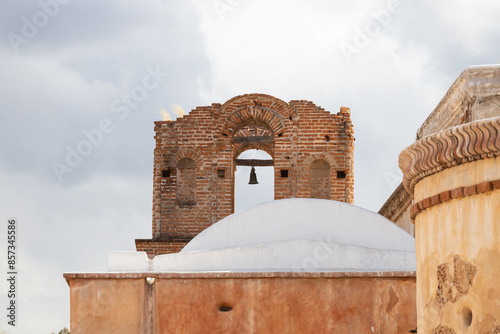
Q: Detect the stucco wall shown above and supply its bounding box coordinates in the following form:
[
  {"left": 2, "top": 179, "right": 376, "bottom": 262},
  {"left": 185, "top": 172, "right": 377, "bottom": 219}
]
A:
[
  {"left": 67, "top": 278, "right": 146, "bottom": 334},
  {"left": 64, "top": 272, "right": 416, "bottom": 334},
  {"left": 413, "top": 157, "right": 500, "bottom": 333},
  {"left": 394, "top": 207, "right": 413, "bottom": 236},
  {"left": 400, "top": 113, "right": 499, "bottom": 333}
]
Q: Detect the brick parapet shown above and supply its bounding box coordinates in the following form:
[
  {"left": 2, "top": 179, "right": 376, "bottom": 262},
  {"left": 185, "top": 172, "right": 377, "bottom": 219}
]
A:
[{"left": 135, "top": 239, "right": 188, "bottom": 256}]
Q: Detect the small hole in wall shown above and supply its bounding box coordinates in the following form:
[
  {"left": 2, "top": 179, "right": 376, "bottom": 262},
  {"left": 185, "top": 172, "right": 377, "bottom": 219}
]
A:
[
  {"left": 337, "top": 171, "right": 346, "bottom": 179},
  {"left": 217, "top": 169, "right": 225, "bottom": 178},
  {"left": 162, "top": 170, "right": 170, "bottom": 177},
  {"left": 461, "top": 307, "right": 472, "bottom": 327},
  {"left": 325, "top": 135, "right": 330, "bottom": 142},
  {"left": 281, "top": 170, "right": 289, "bottom": 178},
  {"left": 278, "top": 133, "right": 283, "bottom": 137},
  {"left": 289, "top": 115, "right": 293, "bottom": 121},
  {"left": 218, "top": 304, "right": 233, "bottom": 312}
]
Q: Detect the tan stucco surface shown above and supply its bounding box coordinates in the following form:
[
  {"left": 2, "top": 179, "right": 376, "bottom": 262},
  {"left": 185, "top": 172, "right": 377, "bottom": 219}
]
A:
[
  {"left": 68, "top": 278, "right": 145, "bottom": 334},
  {"left": 394, "top": 206, "right": 414, "bottom": 236},
  {"left": 156, "top": 276, "right": 416, "bottom": 333},
  {"left": 65, "top": 272, "right": 416, "bottom": 334},
  {"left": 414, "top": 156, "right": 500, "bottom": 202},
  {"left": 414, "top": 158, "right": 500, "bottom": 333}
]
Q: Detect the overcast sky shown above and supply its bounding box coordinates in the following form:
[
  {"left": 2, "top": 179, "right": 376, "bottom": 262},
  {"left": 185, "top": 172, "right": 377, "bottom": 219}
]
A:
[{"left": 0, "top": 0, "right": 499, "bottom": 332}]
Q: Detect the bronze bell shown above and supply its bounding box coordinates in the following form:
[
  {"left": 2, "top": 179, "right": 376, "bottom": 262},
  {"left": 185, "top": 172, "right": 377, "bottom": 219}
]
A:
[{"left": 248, "top": 167, "right": 258, "bottom": 185}]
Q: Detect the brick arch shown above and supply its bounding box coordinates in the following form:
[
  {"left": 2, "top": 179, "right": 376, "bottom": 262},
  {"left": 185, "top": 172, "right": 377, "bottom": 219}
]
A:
[
  {"left": 176, "top": 158, "right": 197, "bottom": 168},
  {"left": 222, "top": 105, "right": 285, "bottom": 137},
  {"left": 219, "top": 93, "right": 295, "bottom": 119},
  {"left": 171, "top": 150, "right": 203, "bottom": 169},
  {"left": 175, "top": 157, "right": 197, "bottom": 206},
  {"left": 233, "top": 143, "right": 274, "bottom": 161},
  {"left": 302, "top": 153, "right": 340, "bottom": 171}
]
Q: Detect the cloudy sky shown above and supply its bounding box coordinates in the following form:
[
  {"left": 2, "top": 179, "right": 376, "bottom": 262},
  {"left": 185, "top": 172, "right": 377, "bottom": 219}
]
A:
[{"left": 0, "top": 0, "right": 499, "bottom": 332}]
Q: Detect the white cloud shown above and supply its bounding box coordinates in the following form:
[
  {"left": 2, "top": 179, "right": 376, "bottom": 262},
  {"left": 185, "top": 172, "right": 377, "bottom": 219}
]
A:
[{"left": 192, "top": 0, "right": 500, "bottom": 209}]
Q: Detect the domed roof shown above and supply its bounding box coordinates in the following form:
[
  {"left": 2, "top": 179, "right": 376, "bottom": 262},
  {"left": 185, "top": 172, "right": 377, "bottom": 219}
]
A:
[
  {"left": 109, "top": 199, "right": 416, "bottom": 272},
  {"left": 182, "top": 199, "right": 414, "bottom": 253},
  {"left": 148, "top": 199, "right": 415, "bottom": 272}
]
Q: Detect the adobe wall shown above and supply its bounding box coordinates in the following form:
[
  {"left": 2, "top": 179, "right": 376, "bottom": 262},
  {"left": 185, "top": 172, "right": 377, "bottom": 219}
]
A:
[
  {"left": 67, "top": 278, "right": 146, "bottom": 333},
  {"left": 410, "top": 155, "right": 500, "bottom": 333},
  {"left": 137, "top": 94, "right": 354, "bottom": 255},
  {"left": 64, "top": 271, "right": 416, "bottom": 334},
  {"left": 399, "top": 65, "right": 500, "bottom": 333}
]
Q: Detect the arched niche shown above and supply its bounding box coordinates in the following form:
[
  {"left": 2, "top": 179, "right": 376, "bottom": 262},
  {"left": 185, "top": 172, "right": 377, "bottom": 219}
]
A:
[
  {"left": 310, "top": 159, "right": 331, "bottom": 199},
  {"left": 176, "top": 158, "right": 197, "bottom": 206}
]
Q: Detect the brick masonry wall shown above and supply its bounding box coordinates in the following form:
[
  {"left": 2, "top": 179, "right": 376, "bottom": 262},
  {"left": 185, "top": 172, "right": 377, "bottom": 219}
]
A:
[
  {"left": 137, "top": 94, "right": 354, "bottom": 256},
  {"left": 135, "top": 239, "right": 186, "bottom": 258}
]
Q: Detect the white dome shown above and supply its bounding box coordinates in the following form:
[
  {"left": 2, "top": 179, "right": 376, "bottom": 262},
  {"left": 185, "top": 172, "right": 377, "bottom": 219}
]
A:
[
  {"left": 182, "top": 199, "right": 415, "bottom": 253},
  {"left": 109, "top": 199, "right": 416, "bottom": 273}
]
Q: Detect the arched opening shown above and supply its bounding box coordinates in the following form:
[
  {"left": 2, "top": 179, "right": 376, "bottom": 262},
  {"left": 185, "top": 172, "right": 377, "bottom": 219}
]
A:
[
  {"left": 234, "top": 150, "right": 274, "bottom": 212},
  {"left": 310, "top": 159, "right": 331, "bottom": 199},
  {"left": 176, "top": 158, "right": 197, "bottom": 206}
]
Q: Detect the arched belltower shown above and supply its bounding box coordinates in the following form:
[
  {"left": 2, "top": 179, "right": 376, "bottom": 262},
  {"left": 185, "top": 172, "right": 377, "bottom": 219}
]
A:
[{"left": 136, "top": 93, "right": 354, "bottom": 256}]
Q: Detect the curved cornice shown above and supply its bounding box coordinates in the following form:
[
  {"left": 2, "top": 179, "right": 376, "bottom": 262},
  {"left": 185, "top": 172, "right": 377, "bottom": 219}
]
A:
[
  {"left": 399, "top": 116, "right": 500, "bottom": 193},
  {"left": 378, "top": 183, "right": 412, "bottom": 222}
]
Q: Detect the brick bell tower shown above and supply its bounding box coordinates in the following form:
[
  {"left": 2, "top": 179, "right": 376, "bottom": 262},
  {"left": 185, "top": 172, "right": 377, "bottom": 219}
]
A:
[{"left": 136, "top": 93, "right": 354, "bottom": 256}]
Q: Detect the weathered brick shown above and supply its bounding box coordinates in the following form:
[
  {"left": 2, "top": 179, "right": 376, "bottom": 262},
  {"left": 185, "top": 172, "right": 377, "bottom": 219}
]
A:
[
  {"left": 464, "top": 185, "right": 477, "bottom": 196},
  {"left": 477, "top": 181, "right": 493, "bottom": 193},
  {"left": 430, "top": 194, "right": 441, "bottom": 205},
  {"left": 438, "top": 190, "right": 451, "bottom": 202},
  {"left": 410, "top": 203, "right": 419, "bottom": 216},
  {"left": 136, "top": 94, "right": 355, "bottom": 256},
  {"left": 451, "top": 187, "right": 464, "bottom": 199},
  {"left": 422, "top": 198, "right": 432, "bottom": 209}
]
